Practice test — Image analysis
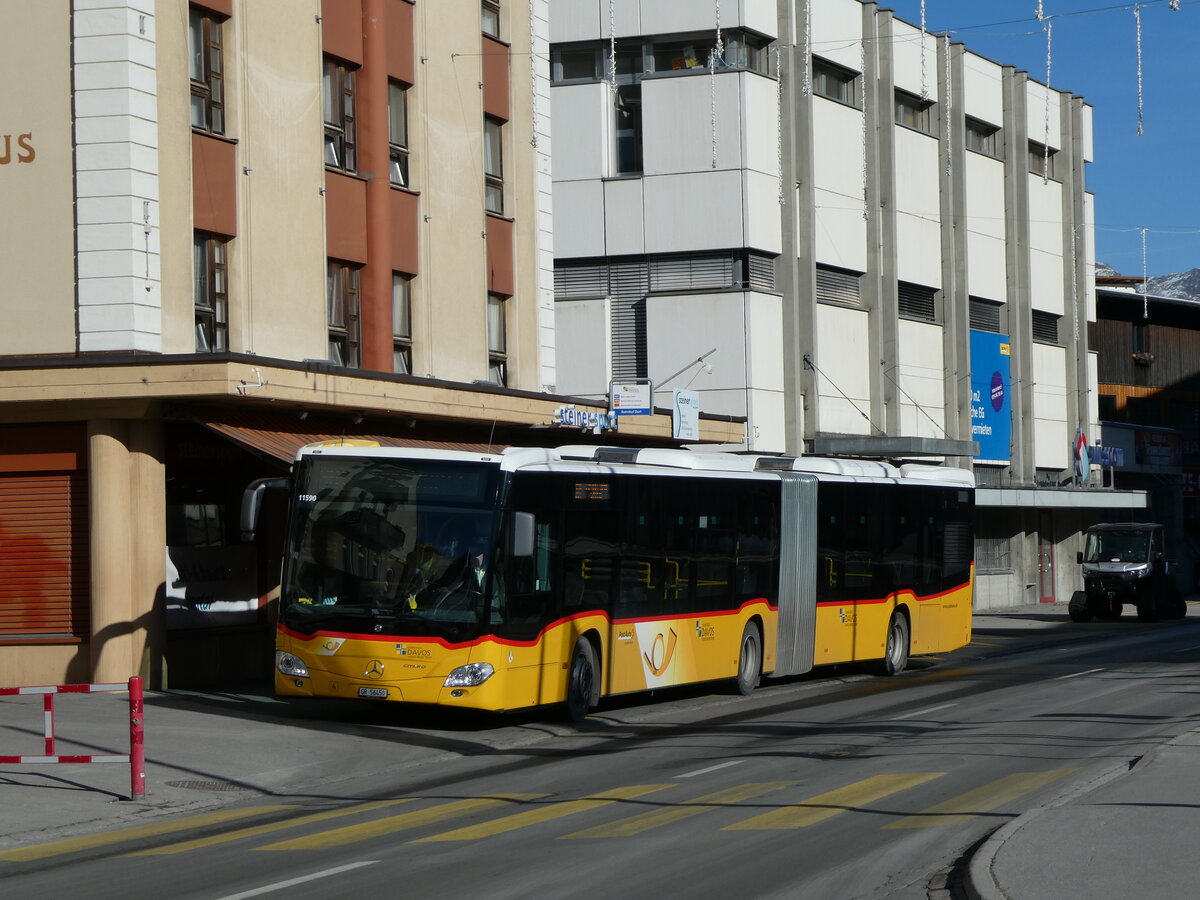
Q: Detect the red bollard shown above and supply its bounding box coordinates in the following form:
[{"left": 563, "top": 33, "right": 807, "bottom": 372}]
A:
[{"left": 128, "top": 676, "right": 145, "bottom": 800}]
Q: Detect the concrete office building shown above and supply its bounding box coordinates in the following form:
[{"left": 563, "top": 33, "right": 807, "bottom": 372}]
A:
[
  {"left": 0, "top": 0, "right": 743, "bottom": 690},
  {"left": 548, "top": 0, "right": 1145, "bottom": 608}
]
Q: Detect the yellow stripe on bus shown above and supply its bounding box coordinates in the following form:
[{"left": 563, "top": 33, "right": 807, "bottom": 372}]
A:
[
  {"left": 0, "top": 806, "right": 295, "bottom": 863},
  {"left": 724, "top": 773, "right": 944, "bottom": 830},
  {"left": 885, "top": 769, "right": 1077, "bottom": 829},
  {"left": 413, "top": 785, "right": 674, "bottom": 843},
  {"left": 255, "top": 795, "right": 546, "bottom": 851},
  {"left": 561, "top": 782, "right": 795, "bottom": 839},
  {"left": 127, "top": 799, "right": 415, "bottom": 855}
]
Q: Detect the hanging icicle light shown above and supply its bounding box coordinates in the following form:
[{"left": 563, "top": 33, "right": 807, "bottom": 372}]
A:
[
  {"left": 776, "top": 46, "right": 784, "bottom": 205},
  {"left": 802, "top": 0, "right": 812, "bottom": 96},
  {"left": 529, "top": 0, "right": 538, "bottom": 148},
  {"left": 943, "top": 34, "right": 952, "bottom": 179},
  {"left": 1043, "top": 19, "right": 1052, "bottom": 184},
  {"left": 1134, "top": 4, "right": 1144, "bottom": 135},
  {"left": 715, "top": 0, "right": 724, "bottom": 62},
  {"left": 1141, "top": 227, "right": 1149, "bottom": 320},
  {"left": 920, "top": 0, "right": 928, "bottom": 102},
  {"left": 608, "top": 0, "right": 617, "bottom": 96},
  {"left": 710, "top": 48, "right": 719, "bottom": 169},
  {"left": 861, "top": 34, "right": 868, "bottom": 221}
]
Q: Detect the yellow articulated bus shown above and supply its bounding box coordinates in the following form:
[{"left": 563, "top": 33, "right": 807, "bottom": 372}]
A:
[{"left": 243, "top": 443, "right": 974, "bottom": 721}]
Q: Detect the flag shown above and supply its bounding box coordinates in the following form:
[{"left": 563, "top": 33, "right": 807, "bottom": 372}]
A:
[{"left": 1075, "top": 429, "right": 1090, "bottom": 481}]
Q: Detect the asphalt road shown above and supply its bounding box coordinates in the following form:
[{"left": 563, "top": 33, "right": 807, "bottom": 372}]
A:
[{"left": 5, "top": 613, "right": 1200, "bottom": 900}]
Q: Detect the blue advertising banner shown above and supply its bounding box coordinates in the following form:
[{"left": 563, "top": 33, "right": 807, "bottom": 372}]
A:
[{"left": 970, "top": 331, "right": 1012, "bottom": 464}]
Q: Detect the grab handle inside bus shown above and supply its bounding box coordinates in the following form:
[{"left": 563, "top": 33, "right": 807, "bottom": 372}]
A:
[
  {"left": 511, "top": 511, "right": 535, "bottom": 558},
  {"left": 241, "top": 477, "right": 291, "bottom": 542}
]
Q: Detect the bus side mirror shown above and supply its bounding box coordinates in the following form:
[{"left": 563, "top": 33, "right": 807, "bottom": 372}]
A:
[
  {"left": 511, "top": 511, "right": 535, "bottom": 558},
  {"left": 241, "top": 477, "right": 291, "bottom": 542},
  {"left": 1076, "top": 551, "right": 1083, "bottom": 565}
]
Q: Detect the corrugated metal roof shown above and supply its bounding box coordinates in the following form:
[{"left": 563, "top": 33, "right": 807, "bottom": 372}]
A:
[{"left": 185, "top": 406, "right": 501, "bottom": 462}]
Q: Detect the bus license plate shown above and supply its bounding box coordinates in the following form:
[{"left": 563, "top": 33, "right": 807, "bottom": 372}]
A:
[{"left": 358, "top": 687, "right": 388, "bottom": 699}]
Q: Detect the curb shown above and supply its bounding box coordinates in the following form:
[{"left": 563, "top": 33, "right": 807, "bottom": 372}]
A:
[{"left": 963, "top": 728, "right": 1200, "bottom": 900}]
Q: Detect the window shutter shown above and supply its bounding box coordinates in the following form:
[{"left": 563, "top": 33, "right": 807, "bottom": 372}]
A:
[
  {"left": 898, "top": 281, "right": 937, "bottom": 322},
  {"left": 1031, "top": 310, "right": 1060, "bottom": 344},
  {"left": 816, "top": 266, "right": 861, "bottom": 305},
  {"left": 0, "top": 470, "right": 90, "bottom": 637},
  {"left": 969, "top": 297, "right": 1002, "bottom": 332}
]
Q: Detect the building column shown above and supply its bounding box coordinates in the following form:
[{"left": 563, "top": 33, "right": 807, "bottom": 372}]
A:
[
  {"left": 87, "top": 418, "right": 166, "bottom": 685},
  {"left": 88, "top": 420, "right": 135, "bottom": 682},
  {"left": 129, "top": 418, "right": 166, "bottom": 688}
]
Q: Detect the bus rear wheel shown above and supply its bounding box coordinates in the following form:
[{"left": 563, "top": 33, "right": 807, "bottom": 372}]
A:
[
  {"left": 734, "top": 622, "right": 762, "bottom": 696},
  {"left": 565, "top": 639, "right": 598, "bottom": 723},
  {"left": 876, "top": 611, "right": 910, "bottom": 676}
]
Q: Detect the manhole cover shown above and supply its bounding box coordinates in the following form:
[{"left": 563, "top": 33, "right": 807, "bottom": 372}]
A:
[{"left": 165, "top": 780, "right": 248, "bottom": 792}]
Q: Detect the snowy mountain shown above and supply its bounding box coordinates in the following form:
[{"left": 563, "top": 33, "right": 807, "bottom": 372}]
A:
[
  {"left": 1097, "top": 262, "right": 1200, "bottom": 302},
  {"left": 1147, "top": 269, "right": 1200, "bottom": 302}
]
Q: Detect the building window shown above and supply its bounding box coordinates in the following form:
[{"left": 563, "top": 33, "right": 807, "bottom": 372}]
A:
[
  {"left": 393, "top": 273, "right": 413, "bottom": 375},
  {"left": 816, "top": 264, "right": 862, "bottom": 307},
  {"left": 966, "top": 117, "right": 1002, "bottom": 159},
  {"left": 323, "top": 58, "right": 357, "bottom": 172},
  {"left": 976, "top": 536, "right": 1012, "bottom": 573},
  {"left": 894, "top": 89, "right": 934, "bottom": 135},
  {"left": 898, "top": 281, "right": 938, "bottom": 322},
  {"left": 1132, "top": 322, "right": 1149, "bottom": 356},
  {"left": 189, "top": 7, "right": 224, "bottom": 134},
  {"left": 327, "top": 260, "right": 361, "bottom": 367},
  {"left": 1031, "top": 309, "right": 1060, "bottom": 345},
  {"left": 482, "top": 0, "right": 500, "bottom": 38},
  {"left": 812, "top": 57, "right": 859, "bottom": 108},
  {"left": 487, "top": 293, "right": 508, "bottom": 386},
  {"left": 552, "top": 44, "right": 603, "bottom": 82},
  {"left": 193, "top": 232, "right": 228, "bottom": 352},
  {"left": 1028, "top": 140, "right": 1056, "bottom": 179},
  {"left": 484, "top": 116, "right": 504, "bottom": 214},
  {"left": 969, "top": 297, "right": 1003, "bottom": 333},
  {"left": 387, "top": 81, "right": 410, "bottom": 188}
]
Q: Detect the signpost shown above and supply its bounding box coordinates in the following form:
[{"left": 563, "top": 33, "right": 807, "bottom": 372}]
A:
[
  {"left": 610, "top": 380, "right": 652, "bottom": 417},
  {"left": 672, "top": 390, "right": 700, "bottom": 441}
]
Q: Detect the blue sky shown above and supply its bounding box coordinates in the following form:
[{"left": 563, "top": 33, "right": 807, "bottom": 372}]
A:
[{"left": 880, "top": 1, "right": 1199, "bottom": 277}]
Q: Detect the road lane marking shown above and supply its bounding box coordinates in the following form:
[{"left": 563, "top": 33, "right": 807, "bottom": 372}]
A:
[
  {"left": 128, "top": 799, "right": 415, "bottom": 855},
  {"left": 561, "top": 782, "right": 794, "bottom": 839},
  {"left": 256, "top": 794, "right": 545, "bottom": 851},
  {"left": 413, "top": 785, "right": 673, "bottom": 842},
  {"left": 890, "top": 702, "right": 957, "bottom": 721},
  {"left": 885, "top": 769, "right": 1078, "bottom": 829},
  {"left": 216, "top": 861, "right": 378, "bottom": 899},
  {"left": 1056, "top": 667, "right": 1105, "bottom": 680},
  {"left": 1171, "top": 645, "right": 1200, "bottom": 653},
  {"left": 675, "top": 760, "right": 745, "bottom": 778},
  {"left": 723, "top": 773, "right": 943, "bottom": 830},
  {"left": 0, "top": 806, "right": 296, "bottom": 863}
]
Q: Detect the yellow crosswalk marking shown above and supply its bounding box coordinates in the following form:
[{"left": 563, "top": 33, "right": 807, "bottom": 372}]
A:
[
  {"left": 562, "top": 782, "right": 794, "bottom": 839},
  {"left": 255, "top": 794, "right": 546, "bottom": 851},
  {"left": 0, "top": 806, "right": 295, "bottom": 863},
  {"left": 413, "top": 785, "right": 674, "bottom": 843},
  {"left": 885, "top": 769, "right": 1077, "bottom": 829},
  {"left": 127, "top": 799, "right": 416, "bottom": 855},
  {"left": 724, "top": 773, "right": 943, "bottom": 830}
]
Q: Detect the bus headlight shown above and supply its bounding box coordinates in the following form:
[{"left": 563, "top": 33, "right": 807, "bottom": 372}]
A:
[
  {"left": 444, "top": 662, "right": 495, "bottom": 687},
  {"left": 276, "top": 651, "right": 310, "bottom": 678}
]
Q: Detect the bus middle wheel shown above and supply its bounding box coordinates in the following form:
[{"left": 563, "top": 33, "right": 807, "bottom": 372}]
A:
[
  {"left": 734, "top": 622, "right": 762, "bottom": 696},
  {"left": 876, "top": 610, "right": 910, "bottom": 676},
  {"left": 565, "top": 638, "right": 599, "bottom": 723}
]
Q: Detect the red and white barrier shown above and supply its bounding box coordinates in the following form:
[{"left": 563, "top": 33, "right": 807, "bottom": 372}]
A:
[{"left": 0, "top": 676, "right": 145, "bottom": 800}]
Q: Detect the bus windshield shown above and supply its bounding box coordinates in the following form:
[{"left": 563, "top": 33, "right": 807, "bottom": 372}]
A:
[
  {"left": 281, "top": 455, "right": 503, "bottom": 640},
  {"left": 1083, "top": 529, "right": 1151, "bottom": 564}
]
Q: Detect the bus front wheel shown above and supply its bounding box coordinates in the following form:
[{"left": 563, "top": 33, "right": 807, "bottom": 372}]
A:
[
  {"left": 735, "top": 622, "right": 762, "bottom": 696},
  {"left": 565, "top": 639, "right": 599, "bottom": 723},
  {"left": 876, "top": 611, "right": 910, "bottom": 676}
]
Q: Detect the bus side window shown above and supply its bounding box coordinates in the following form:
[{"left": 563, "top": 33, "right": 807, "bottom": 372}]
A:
[{"left": 735, "top": 483, "right": 779, "bottom": 605}]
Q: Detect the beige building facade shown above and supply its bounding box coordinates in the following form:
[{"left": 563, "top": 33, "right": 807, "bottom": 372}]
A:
[{"left": 0, "top": 0, "right": 742, "bottom": 689}]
